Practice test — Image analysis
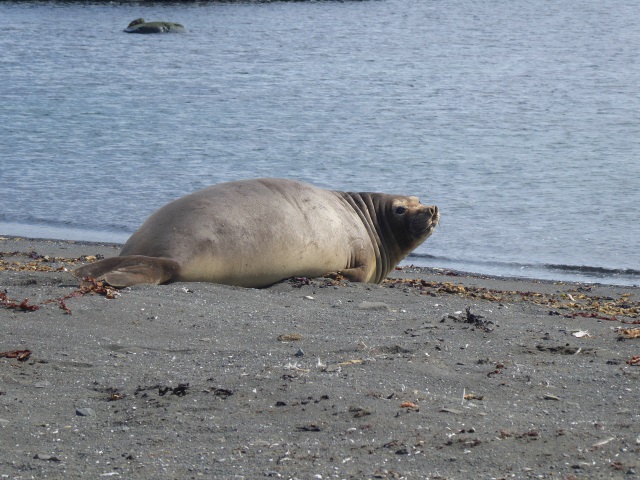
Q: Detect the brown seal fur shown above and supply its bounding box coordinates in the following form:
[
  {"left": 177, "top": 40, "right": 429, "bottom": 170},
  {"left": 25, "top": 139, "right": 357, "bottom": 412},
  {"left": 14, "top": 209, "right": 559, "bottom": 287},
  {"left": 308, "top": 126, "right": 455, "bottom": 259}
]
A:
[{"left": 72, "top": 178, "right": 439, "bottom": 288}]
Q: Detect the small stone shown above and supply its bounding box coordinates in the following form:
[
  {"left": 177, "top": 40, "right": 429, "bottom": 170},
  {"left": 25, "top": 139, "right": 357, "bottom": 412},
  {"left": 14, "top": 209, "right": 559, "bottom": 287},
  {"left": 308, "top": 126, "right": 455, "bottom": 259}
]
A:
[
  {"left": 358, "top": 301, "right": 390, "bottom": 311},
  {"left": 294, "top": 348, "right": 304, "bottom": 357},
  {"left": 440, "top": 407, "right": 462, "bottom": 414},
  {"left": 76, "top": 407, "right": 96, "bottom": 417},
  {"left": 33, "top": 453, "right": 61, "bottom": 462}
]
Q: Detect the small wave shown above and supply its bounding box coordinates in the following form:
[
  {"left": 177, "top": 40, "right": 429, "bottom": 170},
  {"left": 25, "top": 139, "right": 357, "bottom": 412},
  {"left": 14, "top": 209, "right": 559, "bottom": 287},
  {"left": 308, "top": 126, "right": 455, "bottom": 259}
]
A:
[
  {"left": 407, "top": 252, "right": 640, "bottom": 286},
  {"left": 543, "top": 263, "right": 640, "bottom": 277},
  {"left": 0, "top": 213, "right": 131, "bottom": 236},
  {"left": 0, "top": 215, "right": 131, "bottom": 244}
]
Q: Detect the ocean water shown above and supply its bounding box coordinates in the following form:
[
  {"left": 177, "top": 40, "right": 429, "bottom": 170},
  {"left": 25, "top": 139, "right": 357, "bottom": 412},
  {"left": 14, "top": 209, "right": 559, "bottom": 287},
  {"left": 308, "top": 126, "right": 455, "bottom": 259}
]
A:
[{"left": 1, "top": 0, "right": 639, "bottom": 285}]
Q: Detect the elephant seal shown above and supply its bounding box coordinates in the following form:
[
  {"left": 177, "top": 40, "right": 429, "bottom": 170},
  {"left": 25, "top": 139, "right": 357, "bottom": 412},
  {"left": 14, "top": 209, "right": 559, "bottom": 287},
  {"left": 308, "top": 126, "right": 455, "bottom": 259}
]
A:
[
  {"left": 124, "top": 18, "right": 185, "bottom": 34},
  {"left": 72, "top": 178, "right": 439, "bottom": 288}
]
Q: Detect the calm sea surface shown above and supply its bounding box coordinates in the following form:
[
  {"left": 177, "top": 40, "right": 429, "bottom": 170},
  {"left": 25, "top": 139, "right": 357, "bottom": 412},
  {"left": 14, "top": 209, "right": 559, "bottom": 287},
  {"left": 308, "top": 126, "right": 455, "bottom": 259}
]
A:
[{"left": 1, "top": 1, "right": 639, "bottom": 285}]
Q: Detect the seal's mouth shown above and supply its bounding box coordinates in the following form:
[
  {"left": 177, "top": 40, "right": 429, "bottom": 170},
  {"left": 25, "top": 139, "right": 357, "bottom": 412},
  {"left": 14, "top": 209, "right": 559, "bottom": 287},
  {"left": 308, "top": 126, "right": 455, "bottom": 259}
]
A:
[{"left": 411, "top": 206, "right": 439, "bottom": 237}]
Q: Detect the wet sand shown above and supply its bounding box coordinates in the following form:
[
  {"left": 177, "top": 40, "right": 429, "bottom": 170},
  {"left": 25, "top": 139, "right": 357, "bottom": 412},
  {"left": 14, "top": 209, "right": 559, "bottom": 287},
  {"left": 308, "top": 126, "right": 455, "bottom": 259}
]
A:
[{"left": 1, "top": 236, "right": 639, "bottom": 479}]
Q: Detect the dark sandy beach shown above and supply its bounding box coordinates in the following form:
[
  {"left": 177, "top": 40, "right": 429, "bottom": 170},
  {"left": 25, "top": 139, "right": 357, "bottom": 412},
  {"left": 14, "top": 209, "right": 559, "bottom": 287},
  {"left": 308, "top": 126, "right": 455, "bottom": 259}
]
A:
[{"left": 1, "top": 236, "right": 639, "bottom": 479}]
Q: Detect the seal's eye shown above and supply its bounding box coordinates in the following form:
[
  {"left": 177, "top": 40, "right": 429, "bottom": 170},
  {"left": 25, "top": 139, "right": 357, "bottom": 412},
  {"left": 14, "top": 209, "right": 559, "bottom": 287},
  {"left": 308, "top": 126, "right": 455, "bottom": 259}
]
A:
[{"left": 395, "top": 206, "right": 407, "bottom": 215}]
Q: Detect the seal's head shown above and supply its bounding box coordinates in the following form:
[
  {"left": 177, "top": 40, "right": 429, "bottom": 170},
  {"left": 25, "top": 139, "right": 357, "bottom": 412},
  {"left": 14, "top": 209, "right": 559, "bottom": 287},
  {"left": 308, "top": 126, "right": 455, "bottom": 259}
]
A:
[
  {"left": 389, "top": 195, "right": 439, "bottom": 248},
  {"left": 127, "top": 18, "right": 145, "bottom": 29},
  {"left": 340, "top": 191, "right": 439, "bottom": 282}
]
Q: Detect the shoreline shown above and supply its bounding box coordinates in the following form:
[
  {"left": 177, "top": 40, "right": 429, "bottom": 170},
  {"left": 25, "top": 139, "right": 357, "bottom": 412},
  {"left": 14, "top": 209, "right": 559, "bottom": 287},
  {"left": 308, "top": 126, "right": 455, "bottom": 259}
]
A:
[
  {"left": 1, "top": 232, "right": 638, "bottom": 287},
  {"left": 1, "top": 236, "right": 639, "bottom": 478}
]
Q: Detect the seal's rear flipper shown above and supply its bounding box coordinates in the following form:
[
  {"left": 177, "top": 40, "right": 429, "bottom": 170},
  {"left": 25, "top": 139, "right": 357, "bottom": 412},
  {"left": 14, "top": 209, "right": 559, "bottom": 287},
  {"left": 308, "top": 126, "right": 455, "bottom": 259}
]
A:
[{"left": 72, "top": 256, "right": 180, "bottom": 287}]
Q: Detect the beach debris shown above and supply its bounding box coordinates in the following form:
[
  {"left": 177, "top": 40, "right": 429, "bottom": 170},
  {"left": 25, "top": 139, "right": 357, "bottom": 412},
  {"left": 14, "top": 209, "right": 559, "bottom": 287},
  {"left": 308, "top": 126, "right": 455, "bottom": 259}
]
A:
[
  {"left": 277, "top": 333, "right": 302, "bottom": 342},
  {"left": 487, "top": 362, "right": 505, "bottom": 378},
  {"left": 617, "top": 328, "right": 640, "bottom": 339},
  {"left": 304, "top": 295, "right": 314, "bottom": 300},
  {"left": 440, "top": 407, "right": 462, "bottom": 414},
  {"left": 534, "top": 345, "right": 595, "bottom": 355},
  {"left": 444, "top": 307, "right": 495, "bottom": 332},
  {"left": 296, "top": 423, "right": 322, "bottom": 432},
  {"left": 572, "top": 330, "right": 592, "bottom": 338},
  {"left": 338, "top": 359, "right": 364, "bottom": 366},
  {"left": 0, "top": 250, "right": 100, "bottom": 272},
  {"left": 158, "top": 383, "right": 190, "bottom": 396},
  {"left": 45, "top": 278, "right": 120, "bottom": 313},
  {"left": 77, "top": 277, "right": 120, "bottom": 299},
  {"left": 206, "top": 387, "right": 233, "bottom": 398},
  {"left": 134, "top": 383, "right": 192, "bottom": 398},
  {"left": 543, "top": 394, "right": 561, "bottom": 401},
  {"left": 382, "top": 439, "right": 403, "bottom": 449},
  {"left": 321, "top": 358, "right": 363, "bottom": 373},
  {"left": 0, "top": 349, "right": 32, "bottom": 362},
  {"left": 108, "top": 392, "right": 125, "bottom": 402},
  {"left": 463, "top": 392, "right": 484, "bottom": 401},
  {"left": 0, "top": 291, "right": 40, "bottom": 312},
  {"left": 443, "top": 307, "right": 494, "bottom": 331},
  {"left": 627, "top": 355, "right": 640, "bottom": 366},
  {"left": 294, "top": 348, "right": 304, "bottom": 357},
  {"left": 464, "top": 306, "right": 494, "bottom": 331},
  {"left": 2, "top": 275, "right": 120, "bottom": 315},
  {"left": 349, "top": 406, "right": 372, "bottom": 417},
  {"left": 400, "top": 401, "right": 419, "bottom": 409},
  {"left": 283, "top": 361, "right": 310, "bottom": 373},
  {"left": 383, "top": 278, "right": 640, "bottom": 323},
  {"left": 283, "top": 276, "right": 313, "bottom": 287},
  {"left": 500, "top": 429, "right": 539, "bottom": 440},
  {"left": 591, "top": 437, "right": 615, "bottom": 449}
]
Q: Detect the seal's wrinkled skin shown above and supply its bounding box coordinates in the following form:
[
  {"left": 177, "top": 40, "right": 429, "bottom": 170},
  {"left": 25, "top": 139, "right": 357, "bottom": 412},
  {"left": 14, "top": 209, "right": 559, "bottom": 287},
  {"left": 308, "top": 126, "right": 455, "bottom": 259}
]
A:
[{"left": 72, "top": 178, "right": 439, "bottom": 288}]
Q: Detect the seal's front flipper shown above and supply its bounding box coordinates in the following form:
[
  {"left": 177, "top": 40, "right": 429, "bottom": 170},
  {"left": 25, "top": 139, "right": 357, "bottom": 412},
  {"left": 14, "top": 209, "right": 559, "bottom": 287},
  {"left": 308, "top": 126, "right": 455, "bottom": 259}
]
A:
[
  {"left": 72, "top": 256, "right": 180, "bottom": 287},
  {"left": 337, "top": 265, "right": 370, "bottom": 283}
]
